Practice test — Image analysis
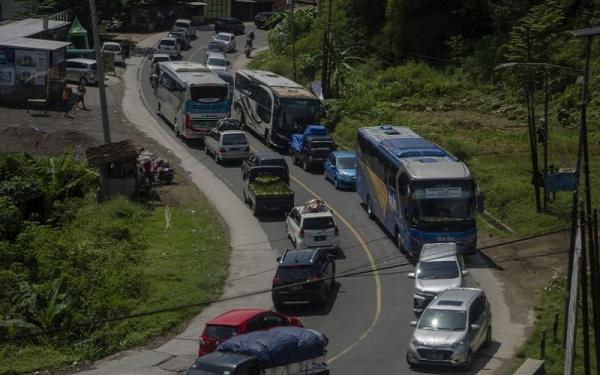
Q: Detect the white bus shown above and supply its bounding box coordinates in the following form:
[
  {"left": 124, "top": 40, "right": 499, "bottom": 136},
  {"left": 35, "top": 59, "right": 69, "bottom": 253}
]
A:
[
  {"left": 155, "top": 61, "right": 231, "bottom": 139},
  {"left": 232, "top": 70, "right": 321, "bottom": 148}
]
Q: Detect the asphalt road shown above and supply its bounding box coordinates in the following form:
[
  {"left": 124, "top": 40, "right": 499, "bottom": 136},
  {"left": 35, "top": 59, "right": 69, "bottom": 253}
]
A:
[{"left": 138, "top": 25, "right": 496, "bottom": 374}]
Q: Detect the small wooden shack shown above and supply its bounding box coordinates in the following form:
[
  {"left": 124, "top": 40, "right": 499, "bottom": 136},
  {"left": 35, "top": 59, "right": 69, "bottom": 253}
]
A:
[{"left": 86, "top": 140, "right": 139, "bottom": 200}]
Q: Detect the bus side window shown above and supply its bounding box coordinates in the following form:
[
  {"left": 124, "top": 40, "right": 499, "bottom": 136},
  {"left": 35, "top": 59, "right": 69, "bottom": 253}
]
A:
[{"left": 397, "top": 172, "right": 411, "bottom": 218}]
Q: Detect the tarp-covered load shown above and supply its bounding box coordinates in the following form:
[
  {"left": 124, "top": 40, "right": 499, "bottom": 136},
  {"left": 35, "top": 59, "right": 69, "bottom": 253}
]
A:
[
  {"left": 290, "top": 125, "right": 328, "bottom": 153},
  {"left": 217, "top": 327, "right": 328, "bottom": 369}
]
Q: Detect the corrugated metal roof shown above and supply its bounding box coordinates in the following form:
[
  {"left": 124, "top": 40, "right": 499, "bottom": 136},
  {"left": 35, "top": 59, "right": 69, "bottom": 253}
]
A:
[
  {"left": 0, "top": 37, "right": 71, "bottom": 50},
  {"left": 0, "top": 18, "right": 70, "bottom": 41}
]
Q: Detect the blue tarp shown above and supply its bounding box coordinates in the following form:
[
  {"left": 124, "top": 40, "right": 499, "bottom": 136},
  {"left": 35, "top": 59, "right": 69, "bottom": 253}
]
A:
[
  {"left": 217, "top": 327, "right": 328, "bottom": 368},
  {"left": 290, "top": 125, "right": 328, "bottom": 153}
]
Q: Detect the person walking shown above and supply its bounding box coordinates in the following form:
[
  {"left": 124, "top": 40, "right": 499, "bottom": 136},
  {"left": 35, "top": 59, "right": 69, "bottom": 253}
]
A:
[{"left": 76, "top": 83, "right": 88, "bottom": 110}]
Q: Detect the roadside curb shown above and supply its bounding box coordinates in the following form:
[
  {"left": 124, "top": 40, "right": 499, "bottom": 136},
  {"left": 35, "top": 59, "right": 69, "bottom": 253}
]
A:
[{"left": 75, "top": 33, "right": 274, "bottom": 375}]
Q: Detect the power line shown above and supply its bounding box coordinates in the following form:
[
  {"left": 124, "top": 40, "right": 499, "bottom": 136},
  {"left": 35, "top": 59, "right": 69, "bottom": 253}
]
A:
[{"left": 1, "top": 226, "right": 570, "bottom": 344}]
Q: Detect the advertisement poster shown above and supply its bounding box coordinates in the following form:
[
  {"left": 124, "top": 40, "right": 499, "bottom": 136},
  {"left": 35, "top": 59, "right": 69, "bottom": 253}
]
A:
[
  {"left": 15, "top": 49, "right": 48, "bottom": 85},
  {"left": 0, "top": 46, "right": 15, "bottom": 86}
]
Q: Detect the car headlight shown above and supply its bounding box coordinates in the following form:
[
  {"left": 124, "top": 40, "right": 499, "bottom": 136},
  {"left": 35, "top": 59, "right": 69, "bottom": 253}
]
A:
[
  {"left": 411, "top": 338, "right": 425, "bottom": 346},
  {"left": 450, "top": 340, "right": 465, "bottom": 349}
]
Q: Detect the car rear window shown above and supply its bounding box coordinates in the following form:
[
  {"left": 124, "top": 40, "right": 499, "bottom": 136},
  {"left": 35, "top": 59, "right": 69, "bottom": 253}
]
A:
[
  {"left": 175, "top": 21, "right": 190, "bottom": 28},
  {"left": 160, "top": 39, "right": 175, "bottom": 46},
  {"left": 309, "top": 141, "right": 334, "bottom": 151},
  {"left": 222, "top": 133, "right": 247, "bottom": 145},
  {"left": 302, "top": 217, "right": 335, "bottom": 230},
  {"left": 103, "top": 44, "right": 120, "bottom": 51},
  {"left": 216, "top": 35, "right": 230, "bottom": 42},
  {"left": 277, "top": 265, "right": 313, "bottom": 279},
  {"left": 207, "top": 58, "right": 226, "bottom": 67},
  {"left": 204, "top": 325, "right": 237, "bottom": 340},
  {"left": 190, "top": 85, "right": 228, "bottom": 102}
]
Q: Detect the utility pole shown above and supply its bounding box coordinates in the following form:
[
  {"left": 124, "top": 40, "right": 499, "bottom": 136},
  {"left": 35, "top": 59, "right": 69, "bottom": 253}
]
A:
[
  {"left": 89, "top": 0, "right": 111, "bottom": 144},
  {"left": 541, "top": 71, "right": 549, "bottom": 211},
  {"left": 525, "top": 28, "right": 542, "bottom": 213},
  {"left": 580, "top": 207, "right": 591, "bottom": 375},
  {"left": 291, "top": 0, "right": 297, "bottom": 81},
  {"left": 320, "top": 0, "right": 332, "bottom": 98}
]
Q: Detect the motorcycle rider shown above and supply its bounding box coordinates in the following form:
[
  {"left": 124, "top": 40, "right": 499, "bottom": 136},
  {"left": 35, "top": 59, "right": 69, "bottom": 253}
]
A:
[{"left": 246, "top": 31, "right": 255, "bottom": 49}]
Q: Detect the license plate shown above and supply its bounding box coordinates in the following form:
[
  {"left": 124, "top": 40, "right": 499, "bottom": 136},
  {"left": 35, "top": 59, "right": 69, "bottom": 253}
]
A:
[
  {"left": 290, "top": 286, "right": 302, "bottom": 291},
  {"left": 428, "top": 353, "right": 443, "bottom": 360},
  {"left": 229, "top": 148, "right": 239, "bottom": 151},
  {"left": 314, "top": 235, "right": 327, "bottom": 241}
]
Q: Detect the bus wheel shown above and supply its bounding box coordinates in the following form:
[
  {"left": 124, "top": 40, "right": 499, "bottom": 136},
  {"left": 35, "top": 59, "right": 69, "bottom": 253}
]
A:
[
  {"left": 395, "top": 228, "right": 404, "bottom": 252},
  {"left": 263, "top": 130, "right": 271, "bottom": 148},
  {"left": 366, "top": 197, "right": 374, "bottom": 220}
]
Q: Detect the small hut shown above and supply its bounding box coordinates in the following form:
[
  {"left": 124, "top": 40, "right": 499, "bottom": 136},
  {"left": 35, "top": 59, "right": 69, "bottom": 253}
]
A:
[
  {"left": 86, "top": 140, "right": 139, "bottom": 200},
  {"left": 66, "top": 17, "right": 95, "bottom": 59}
]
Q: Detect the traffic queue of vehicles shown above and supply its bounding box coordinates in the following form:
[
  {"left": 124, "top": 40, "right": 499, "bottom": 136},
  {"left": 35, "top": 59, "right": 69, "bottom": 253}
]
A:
[{"left": 148, "top": 27, "right": 493, "bottom": 371}]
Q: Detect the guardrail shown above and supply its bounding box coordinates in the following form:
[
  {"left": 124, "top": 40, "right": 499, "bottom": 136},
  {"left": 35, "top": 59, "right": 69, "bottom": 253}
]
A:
[{"left": 513, "top": 359, "right": 545, "bottom": 375}]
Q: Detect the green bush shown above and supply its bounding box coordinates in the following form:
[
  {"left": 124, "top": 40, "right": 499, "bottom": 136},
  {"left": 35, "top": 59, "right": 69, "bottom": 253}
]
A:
[{"left": 0, "top": 197, "right": 21, "bottom": 241}]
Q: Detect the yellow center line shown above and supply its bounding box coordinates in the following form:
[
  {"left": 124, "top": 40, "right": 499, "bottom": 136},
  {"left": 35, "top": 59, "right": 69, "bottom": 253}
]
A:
[{"left": 250, "top": 146, "right": 382, "bottom": 364}]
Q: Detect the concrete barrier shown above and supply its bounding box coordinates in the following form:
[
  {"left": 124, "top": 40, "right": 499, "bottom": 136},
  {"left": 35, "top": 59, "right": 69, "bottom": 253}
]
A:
[{"left": 513, "top": 359, "right": 545, "bottom": 375}]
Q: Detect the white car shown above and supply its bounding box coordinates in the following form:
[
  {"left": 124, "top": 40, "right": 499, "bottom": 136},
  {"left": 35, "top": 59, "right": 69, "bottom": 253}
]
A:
[
  {"left": 157, "top": 37, "right": 181, "bottom": 59},
  {"left": 65, "top": 58, "right": 97, "bottom": 85},
  {"left": 213, "top": 32, "right": 236, "bottom": 52},
  {"left": 408, "top": 243, "right": 468, "bottom": 315},
  {"left": 205, "top": 129, "right": 250, "bottom": 164},
  {"left": 203, "top": 51, "right": 228, "bottom": 71},
  {"left": 101, "top": 42, "right": 125, "bottom": 65},
  {"left": 286, "top": 200, "right": 340, "bottom": 250}
]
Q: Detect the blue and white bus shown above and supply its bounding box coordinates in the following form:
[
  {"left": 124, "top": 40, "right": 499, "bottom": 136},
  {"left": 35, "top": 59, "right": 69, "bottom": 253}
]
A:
[
  {"left": 356, "top": 125, "right": 482, "bottom": 255},
  {"left": 155, "top": 61, "right": 231, "bottom": 139}
]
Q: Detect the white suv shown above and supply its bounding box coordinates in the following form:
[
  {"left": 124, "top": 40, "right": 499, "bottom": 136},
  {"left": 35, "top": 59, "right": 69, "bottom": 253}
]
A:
[
  {"left": 157, "top": 37, "right": 181, "bottom": 59},
  {"left": 408, "top": 243, "right": 468, "bottom": 315},
  {"left": 286, "top": 200, "right": 340, "bottom": 250}
]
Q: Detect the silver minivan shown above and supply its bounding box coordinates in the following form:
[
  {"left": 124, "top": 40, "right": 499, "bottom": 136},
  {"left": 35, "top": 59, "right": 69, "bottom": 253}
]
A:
[
  {"left": 157, "top": 37, "right": 181, "bottom": 59},
  {"left": 407, "top": 288, "right": 492, "bottom": 369},
  {"left": 408, "top": 243, "right": 468, "bottom": 315},
  {"left": 205, "top": 129, "right": 250, "bottom": 163},
  {"left": 65, "top": 58, "right": 97, "bottom": 85}
]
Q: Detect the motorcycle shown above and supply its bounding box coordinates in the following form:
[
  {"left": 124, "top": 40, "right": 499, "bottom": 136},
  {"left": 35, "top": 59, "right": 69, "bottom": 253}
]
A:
[
  {"left": 245, "top": 44, "right": 252, "bottom": 58},
  {"left": 155, "top": 159, "right": 175, "bottom": 184}
]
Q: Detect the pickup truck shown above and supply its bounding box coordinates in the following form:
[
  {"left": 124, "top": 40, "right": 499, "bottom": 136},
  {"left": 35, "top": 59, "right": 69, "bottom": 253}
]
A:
[
  {"left": 243, "top": 166, "right": 294, "bottom": 216},
  {"left": 186, "top": 327, "right": 329, "bottom": 375},
  {"left": 290, "top": 125, "right": 336, "bottom": 171}
]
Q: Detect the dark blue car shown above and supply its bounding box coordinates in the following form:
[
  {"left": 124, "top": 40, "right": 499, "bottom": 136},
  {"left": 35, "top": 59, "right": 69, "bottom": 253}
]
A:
[{"left": 323, "top": 151, "right": 357, "bottom": 189}]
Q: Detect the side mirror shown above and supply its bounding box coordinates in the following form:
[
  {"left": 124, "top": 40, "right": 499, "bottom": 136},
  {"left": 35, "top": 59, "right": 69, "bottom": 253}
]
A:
[
  {"left": 462, "top": 270, "right": 470, "bottom": 276},
  {"left": 410, "top": 320, "right": 417, "bottom": 327},
  {"left": 475, "top": 184, "right": 484, "bottom": 214},
  {"left": 407, "top": 272, "right": 415, "bottom": 279},
  {"left": 470, "top": 324, "right": 481, "bottom": 331}
]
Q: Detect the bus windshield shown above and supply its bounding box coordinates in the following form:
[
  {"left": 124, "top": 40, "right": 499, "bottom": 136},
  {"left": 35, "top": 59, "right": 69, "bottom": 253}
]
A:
[
  {"left": 278, "top": 99, "right": 320, "bottom": 131},
  {"left": 410, "top": 181, "right": 474, "bottom": 223},
  {"left": 190, "top": 85, "right": 228, "bottom": 102}
]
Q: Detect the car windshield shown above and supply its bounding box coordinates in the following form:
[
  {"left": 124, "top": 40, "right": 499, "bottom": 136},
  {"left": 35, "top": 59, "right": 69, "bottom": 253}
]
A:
[
  {"left": 278, "top": 265, "right": 313, "bottom": 279},
  {"left": 418, "top": 309, "right": 466, "bottom": 331},
  {"left": 204, "top": 325, "right": 237, "bottom": 340},
  {"left": 337, "top": 157, "right": 356, "bottom": 169},
  {"left": 302, "top": 216, "right": 335, "bottom": 230},
  {"left": 262, "top": 159, "right": 286, "bottom": 168},
  {"left": 278, "top": 99, "right": 320, "bottom": 131},
  {"left": 160, "top": 40, "right": 175, "bottom": 46},
  {"left": 154, "top": 57, "right": 169, "bottom": 63},
  {"left": 417, "top": 261, "right": 459, "bottom": 280},
  {"left": 216, "top": 35, "right": 230, "bottom": 41},
  {"left": 175, "top": 22, "right": 189, "bottom": 28},
  {"left": 207, "top": 58, "right": 226, "bottom": 67},
  {"left": 411, "top": 181, "right": 474, "bottom": 223},
  {"left": 222, "top": 133, "right": 247, "bottom": 145},
  {"left": 103, "top": 44, "right": 119, "bottom": 51},
  {"left": 190, "top": 85, "right": 228, "bottom": 102}
]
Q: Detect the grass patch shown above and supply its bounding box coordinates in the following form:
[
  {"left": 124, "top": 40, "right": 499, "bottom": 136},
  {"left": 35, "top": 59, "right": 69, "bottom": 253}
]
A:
[
  {"left": 0, "top": 156, "right": 230, "bottom": 374},
  {"left": 512, "top": 276, "right": 597, "bottom": 374}
]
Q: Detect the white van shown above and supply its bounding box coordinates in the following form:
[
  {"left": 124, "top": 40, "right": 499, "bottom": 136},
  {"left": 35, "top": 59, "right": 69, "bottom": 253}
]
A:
[
  {"left": 158, "top": 37, "right": 181, "bottom": 59},
  {"left": 205, "top": 129, "right": 250, "bottom": 163}
]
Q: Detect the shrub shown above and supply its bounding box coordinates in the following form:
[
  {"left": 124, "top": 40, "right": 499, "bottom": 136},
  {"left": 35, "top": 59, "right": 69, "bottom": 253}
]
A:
[{"left": 0, "top": 197, "right": 21, "bottom": 241}]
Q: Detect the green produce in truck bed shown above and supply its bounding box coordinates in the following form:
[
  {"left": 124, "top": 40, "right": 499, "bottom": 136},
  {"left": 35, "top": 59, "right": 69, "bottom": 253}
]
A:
[
  {"left": 243, "top": 166, "right": 295, "bottom": 216},
  {"left": 250, "top": 176, "right": 294, "bottom": 196}
]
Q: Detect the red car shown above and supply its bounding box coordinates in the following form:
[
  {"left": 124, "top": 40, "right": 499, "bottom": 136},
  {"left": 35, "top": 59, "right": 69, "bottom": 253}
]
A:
[{"left": 198, "top": 308, "right": 303, "bottom": 356}]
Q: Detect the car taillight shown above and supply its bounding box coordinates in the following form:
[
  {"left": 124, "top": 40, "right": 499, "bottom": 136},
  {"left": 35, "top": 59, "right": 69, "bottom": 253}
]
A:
[
  {"left": 299, "top": 228, "right": 304, "bottom": 238},
  {"left": 273, "top": 275, "right": 283, "bottom": 285},
  {"left": 335, "top": 225, "right": 339, "bottom": 236},
  {"left": 185, "top": 113, "right": 191, "bottom": 128},
  {"left": 219, "top": 147, "right": 226, "bottom": 153}
]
